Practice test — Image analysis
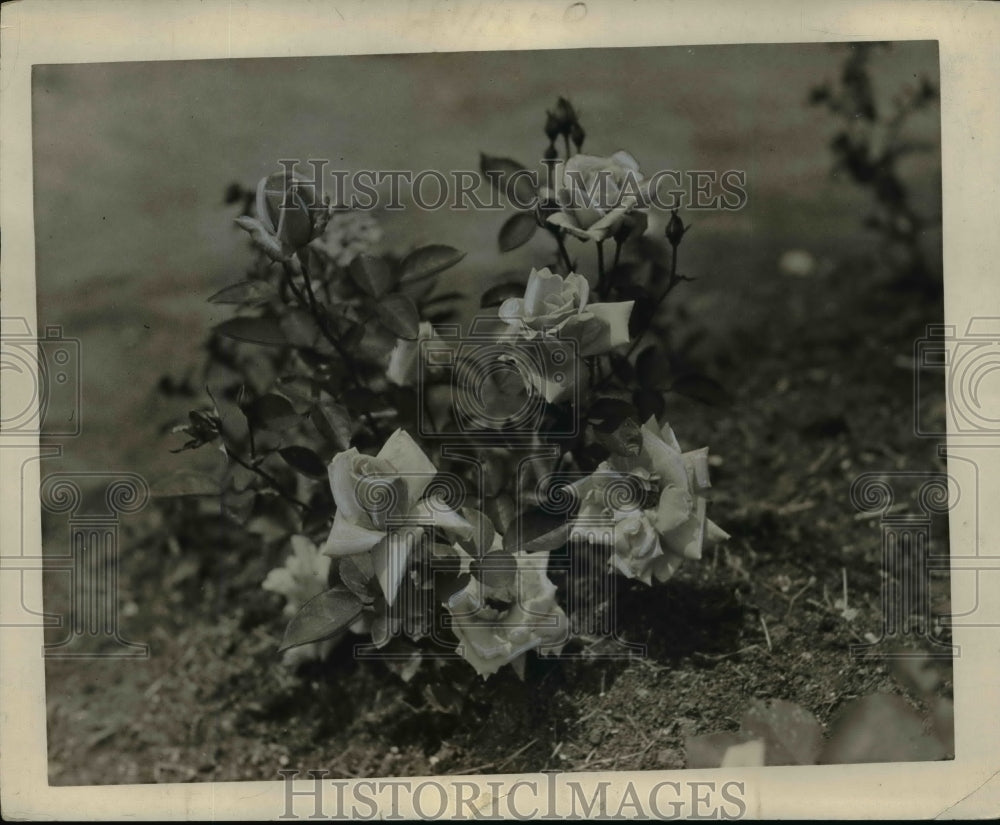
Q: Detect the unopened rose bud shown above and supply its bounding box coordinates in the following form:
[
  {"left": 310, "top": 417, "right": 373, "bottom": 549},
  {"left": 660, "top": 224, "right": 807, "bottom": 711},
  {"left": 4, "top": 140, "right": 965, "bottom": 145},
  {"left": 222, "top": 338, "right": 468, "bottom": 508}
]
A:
[
  {"left": 277, "top": 185, "right": 316, "bottom": 249},
  {"left": 665, "top": 210, "right": 687, "bottom": 247},
  {"left": 552, "top": 96, "right": 577, "bottom": 134},
  {"left": 570, "top": 122, "right": 585, "bottom": 151},
  {"left": 224, "top": 182, "right": 244, "bottom": 205},
  {"left": 544, "top": 111, "right": 560, "bottom": 142}
]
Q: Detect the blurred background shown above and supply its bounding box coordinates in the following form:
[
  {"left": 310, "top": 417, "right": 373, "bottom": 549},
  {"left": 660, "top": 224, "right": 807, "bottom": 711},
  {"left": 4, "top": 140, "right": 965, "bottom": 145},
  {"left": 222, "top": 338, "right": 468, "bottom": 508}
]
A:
[{"left": 32, "top": 41, "right": 941, "bottom": 484}]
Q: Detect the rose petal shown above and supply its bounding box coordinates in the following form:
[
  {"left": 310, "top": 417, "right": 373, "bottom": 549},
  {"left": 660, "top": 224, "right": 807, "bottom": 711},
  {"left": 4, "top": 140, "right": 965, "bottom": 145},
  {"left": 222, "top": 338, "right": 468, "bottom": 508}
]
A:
[
  {"left": 376, "top": 429, "right": 437, "bottom": 507},
  {"left": 522, "top": 268, "right": 565, "bottom": 317},
  {"left": 372, "top": 527, "right": 423, "bottom": 606},
  {"left": 327, "top": 448, "right": 363, "bottom": 521},
  {"left": 322, "top": 509, "right": 385, "bottom": 556},
  {"left": 408, "top": 498, "right": 474, "bottom": 540},
  {"left": 610, "top": 150, "right": 641, "bottom": 173},
  {"left": 661, "top": 496, "right": 707, "bottom": 560},
  {"left": 570, "top": 300, "right": 634, "bottom": 356},
  {"left": 651, "top": 552, "right": 684, "bottom": 583}
]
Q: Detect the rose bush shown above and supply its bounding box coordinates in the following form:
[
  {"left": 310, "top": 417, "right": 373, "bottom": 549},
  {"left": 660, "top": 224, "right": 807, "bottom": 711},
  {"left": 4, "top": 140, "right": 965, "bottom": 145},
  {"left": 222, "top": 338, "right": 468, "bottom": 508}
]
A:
[{"left": 163, "top": 94, "right": 729, "bottom": 683}]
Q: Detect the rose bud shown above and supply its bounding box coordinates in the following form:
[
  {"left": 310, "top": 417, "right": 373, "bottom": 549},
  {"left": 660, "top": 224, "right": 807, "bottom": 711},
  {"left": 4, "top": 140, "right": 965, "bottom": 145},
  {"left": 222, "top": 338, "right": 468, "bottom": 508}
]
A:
[
  {"left": 570, "top": 122, "right": 586, "bottom": 151},
  {"left": 544, "top": 111, "right": 561, "bottom": 142},
  {"left": 665, "top": 209, "right": 688, "bottom": 247},
  {"left": 552, "top": 97, "right": 578, "bottom": 133}
]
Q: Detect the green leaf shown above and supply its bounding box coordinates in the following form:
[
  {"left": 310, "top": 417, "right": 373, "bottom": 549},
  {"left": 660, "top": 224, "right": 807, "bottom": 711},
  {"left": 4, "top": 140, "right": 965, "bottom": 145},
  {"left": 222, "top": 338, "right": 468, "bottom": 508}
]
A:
[
  {"left": 339, "top": 554, "right": 377, "bottom": 603},
  {"left": 375, "top": 293, "right": 421, "bottom": 340},
  {"left": 669, "top": 373, "right": 732, "bottom": 407},
  {"left": 280, "top": 308, "right": 328, "bottom": 351},
  {"left": 150, "top": 469, "right": 220, "bottom": 498},
  {"left": 421, "top": 290, "right": 465, "bottom": 308},
  {"left": 480, "top": 281, "right": 527, "bottom": 309},
  {"left": 279, "top": 446, "right": 328, "bottom": 479},
  {"left": 479, "top": 153, "right": 536, "bottom": 207},
  {"left": 740, "top": 699, "right": 823, "bottom": 766},
  {"left": 349, "top": 253, "right": 396, "bottom": 298},
  {"left": 207, "top": 280, "right": 277, "bottom": 306},
  {"left": 246, "top": 393, "right": 299, "bottom": 432},
  {"left": 310, "top": 402, "right": 353, "bottom": 451},
  {"left": 498, "top": 212, "right": 538, "bottom": 252},
  {"left": 819, "top": 694, "right": 948, "bottom": 764},
  {"left": 400, "top": 245, "right": 466, "bottom": 283},
  {"left": 278, "top": 587, "right": 364, "bottom": 652},
  {"left": 470, "top": 549, "right": 517, "bottom": 592},
  {"left": 214, "top": 316, "right": 288, "bottom": 347},
  {"left": 503, "top": 509, "right": 568, "bottom": 554}
]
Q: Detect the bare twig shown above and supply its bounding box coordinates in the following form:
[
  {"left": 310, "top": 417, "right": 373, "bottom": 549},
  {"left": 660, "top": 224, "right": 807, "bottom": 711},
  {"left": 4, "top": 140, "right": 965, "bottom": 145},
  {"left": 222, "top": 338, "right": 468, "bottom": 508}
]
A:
[{"left": 759, "top": 614, "right": 773, "bottom": 652}]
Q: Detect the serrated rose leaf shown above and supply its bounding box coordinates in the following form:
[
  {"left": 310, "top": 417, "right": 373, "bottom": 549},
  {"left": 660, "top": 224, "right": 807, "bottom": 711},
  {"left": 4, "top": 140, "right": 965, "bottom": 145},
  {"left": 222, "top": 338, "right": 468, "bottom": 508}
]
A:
[
  {"left": 214, "top": 317, "right": 288, "bottom": 347},
  {"left": 498, "top": 212, "right": 538, "bottom": 252},
  {"left": 479, "top": 153, "right": 537, "bottom": 207},
  {"left": 480, "top": 281, "right": 528, "bottom": 309},
  {"left": 349, "top": 254, "right": 396, "bottom": 298},
  {"left": 279, "top": 446, "right": 328, "bottom": 478},
  {"left": 246, "top": 393, "right": 299, "bottom": 431},
  {"left": 278, "top": 587, "right": 364, "bottom": 652},
  {"left": 503, "top": 509, "right": 568, "bottom": 554},
  {"left": 207, "top": 280, "right": 278, "bottom": 306},
  {"left": 400, "top": 245, "right": 466, "bottom": 283},
  {"left": 375, "top": 294, "right": 420, "bottom": 340}
]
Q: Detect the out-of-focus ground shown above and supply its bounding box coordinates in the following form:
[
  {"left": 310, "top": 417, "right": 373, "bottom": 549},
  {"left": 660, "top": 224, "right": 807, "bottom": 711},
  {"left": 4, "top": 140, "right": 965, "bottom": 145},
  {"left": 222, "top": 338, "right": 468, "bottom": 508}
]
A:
[{"left": 29, "top": 42, "right": 948, "bottom": 784}]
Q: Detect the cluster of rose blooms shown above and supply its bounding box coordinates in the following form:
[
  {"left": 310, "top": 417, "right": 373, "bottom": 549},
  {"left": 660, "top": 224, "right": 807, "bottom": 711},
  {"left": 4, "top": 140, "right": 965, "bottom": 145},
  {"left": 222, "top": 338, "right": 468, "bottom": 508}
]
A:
[{"left": 232, "top": 101, "right": 728, "bottom": 679}]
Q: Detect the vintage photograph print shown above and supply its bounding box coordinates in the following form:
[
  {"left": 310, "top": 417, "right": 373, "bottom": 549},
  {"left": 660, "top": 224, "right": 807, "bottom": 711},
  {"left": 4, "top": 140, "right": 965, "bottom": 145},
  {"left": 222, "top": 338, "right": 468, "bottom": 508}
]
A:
[{"left": 28, "top": 40, "right": 955, "bottom": 793}]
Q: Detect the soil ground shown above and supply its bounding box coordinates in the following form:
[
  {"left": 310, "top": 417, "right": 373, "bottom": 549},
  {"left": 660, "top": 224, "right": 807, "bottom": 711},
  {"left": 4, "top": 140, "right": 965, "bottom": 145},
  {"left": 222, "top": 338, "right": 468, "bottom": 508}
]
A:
[{"left": 43, "top": 259, "right": 951, "bottom": 783}]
